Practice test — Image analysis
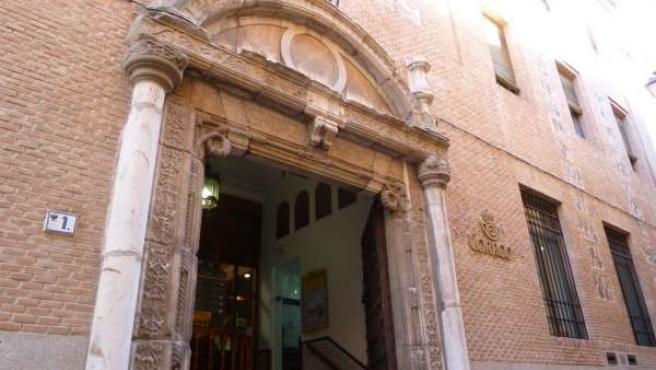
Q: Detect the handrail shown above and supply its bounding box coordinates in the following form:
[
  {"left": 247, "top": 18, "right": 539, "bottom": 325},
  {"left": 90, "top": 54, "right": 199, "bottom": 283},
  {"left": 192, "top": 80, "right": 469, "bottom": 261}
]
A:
[
  {"left": 302, "top": 336, "right": 366, "bottom": 370},
  {"left": 305, "top": 343, "right": 340, "bottom": 370}
]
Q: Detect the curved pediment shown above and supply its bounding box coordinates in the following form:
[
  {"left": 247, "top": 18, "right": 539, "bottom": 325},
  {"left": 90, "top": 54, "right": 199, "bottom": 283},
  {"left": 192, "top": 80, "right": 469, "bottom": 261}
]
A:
[{"left": 170, "top": 0, "right": 418, "bottom": 123}]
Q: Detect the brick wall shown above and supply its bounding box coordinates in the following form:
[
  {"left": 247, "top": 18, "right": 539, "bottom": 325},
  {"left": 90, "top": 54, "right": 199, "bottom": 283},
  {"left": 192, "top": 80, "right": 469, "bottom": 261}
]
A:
[
  {"left": 1, "top": 0, "right": 655, "bottom": 368},
  {"left": 341, "top": 0, "right": 656, "bottom": 367},
  {"left": 0, "top": 0, "right": 135, "bottom": 336}
]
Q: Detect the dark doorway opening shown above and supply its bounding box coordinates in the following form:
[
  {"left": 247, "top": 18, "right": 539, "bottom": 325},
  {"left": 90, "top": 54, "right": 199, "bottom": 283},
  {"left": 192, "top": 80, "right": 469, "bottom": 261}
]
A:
[
  {"left": 191, "top": 194, "right": 262, "bottom": 370},
  {"left": 189, "top": 156, "right": 397, "bottom": 370}
]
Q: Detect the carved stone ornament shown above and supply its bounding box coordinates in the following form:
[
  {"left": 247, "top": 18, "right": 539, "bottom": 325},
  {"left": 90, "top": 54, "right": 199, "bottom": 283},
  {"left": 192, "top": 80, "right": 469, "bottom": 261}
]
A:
[
  {"left": 381, "top": 183, "right": 409, "bottom": 213},
  {"left": 138, "top": 247, "right": 172, "bottom": 338},
  {"left": 123, "top": 39, "right": 188, "bottom": 92},
  {"left": 309, "top": 116, "right": 339, "bottom": 150},
  {"left": 467, "top": 210, "right": 511, "bottom": 260},
  {"left": 132, "top": 340, "right": 188, "bottom": 370},
  {"left": 407, "top": 58, "right": 435, "bottom": 129},
  {"left": 407, "top": 287, "right": 419, "bottom": 308},
  {"left": 133, "top": 342, "right": 164, "bottom": 370},
  {"left": 417, "top": 155, "right": 450, "bottom": 189},
  {"left": 198, "top": 132, "right": 232, "bottom": 158}
]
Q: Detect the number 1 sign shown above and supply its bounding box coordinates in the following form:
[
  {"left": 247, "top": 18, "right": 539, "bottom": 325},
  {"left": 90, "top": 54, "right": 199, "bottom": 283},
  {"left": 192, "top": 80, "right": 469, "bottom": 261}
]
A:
[{"left": 43, "top": 210, "right": 78, "bottom": 235}]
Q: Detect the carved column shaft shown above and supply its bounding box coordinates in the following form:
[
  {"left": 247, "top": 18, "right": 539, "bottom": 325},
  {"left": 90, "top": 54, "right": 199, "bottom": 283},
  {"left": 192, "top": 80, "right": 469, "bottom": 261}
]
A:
[
  {"left": 381, "top": 183, "right": 433, "bottom": 370},
  {"left": 384, "top": 213, "right": 424, "bottom": 370},
  {"left": 418, "top": 156, "right": 470, "bottom": 370},
  {"left": 381, "top": 185, "right": 415, "bottom": 370},
  {"left": 86, "top": 40, "right": 187, "bottom": 370}
]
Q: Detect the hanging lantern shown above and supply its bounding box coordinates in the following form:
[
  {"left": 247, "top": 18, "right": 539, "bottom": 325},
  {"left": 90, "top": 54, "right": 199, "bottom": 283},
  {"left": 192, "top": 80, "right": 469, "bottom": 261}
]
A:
[{"left": 202, "top": 176, "right": 220, "bottom": 210}]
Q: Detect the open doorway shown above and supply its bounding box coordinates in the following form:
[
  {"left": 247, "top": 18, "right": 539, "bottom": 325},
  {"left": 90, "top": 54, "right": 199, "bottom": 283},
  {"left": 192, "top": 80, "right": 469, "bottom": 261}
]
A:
[{"left": 190, "top": 156, "right": 396, "bottom": 370}]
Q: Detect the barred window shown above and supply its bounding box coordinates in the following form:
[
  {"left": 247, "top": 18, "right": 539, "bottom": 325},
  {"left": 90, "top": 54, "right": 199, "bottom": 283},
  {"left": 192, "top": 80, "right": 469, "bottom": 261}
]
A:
[
  {"left": 482, "top": 15, "right": 518, "bottom": 93},
  {"left": 521, "top": 190, "right": 588, "bottom": 339},
  {"left": 557, "top": 62, "right": 585, "bottom": 138},
  {"left": 605, "top": 227, "right": 656, "bottom": 346}
]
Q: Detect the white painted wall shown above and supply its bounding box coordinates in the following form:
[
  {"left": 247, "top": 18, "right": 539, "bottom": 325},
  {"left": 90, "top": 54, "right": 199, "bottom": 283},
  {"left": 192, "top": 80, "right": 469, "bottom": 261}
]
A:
[{"left": 254, "top": 172, "right": 372, "bottom": 367}]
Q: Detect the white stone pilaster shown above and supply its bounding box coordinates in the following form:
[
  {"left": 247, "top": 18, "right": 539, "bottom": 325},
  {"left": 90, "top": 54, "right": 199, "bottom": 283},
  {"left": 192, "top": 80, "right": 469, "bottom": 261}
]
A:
[
  {"left": 418, "top": 155, "right": 471, "bottom": 370},
  {"left": 85, "top": 39, "right": 187, "bottom": 370}
]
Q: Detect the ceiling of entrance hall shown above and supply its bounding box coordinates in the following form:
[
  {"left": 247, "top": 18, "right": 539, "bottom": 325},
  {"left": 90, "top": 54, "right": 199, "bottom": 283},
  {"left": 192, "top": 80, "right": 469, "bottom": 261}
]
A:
[
  {"left": 206, "top": 155, "right": 339, "bottom": 202},
  {"left": 207, "top": 157, "right": 284, "bottom": 201}
]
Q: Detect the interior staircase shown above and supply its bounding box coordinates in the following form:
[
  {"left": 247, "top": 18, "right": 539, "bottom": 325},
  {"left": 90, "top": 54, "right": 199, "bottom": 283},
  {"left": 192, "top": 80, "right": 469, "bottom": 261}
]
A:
[{"left": 301, "top": 337, "right": 366, "bottom": 370}]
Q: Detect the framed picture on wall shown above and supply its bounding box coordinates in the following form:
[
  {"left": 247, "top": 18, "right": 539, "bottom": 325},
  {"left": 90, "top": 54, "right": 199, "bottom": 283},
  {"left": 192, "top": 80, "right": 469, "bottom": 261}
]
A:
[{"left": 302, "top": 270, "right": 329, "bottom": 332}]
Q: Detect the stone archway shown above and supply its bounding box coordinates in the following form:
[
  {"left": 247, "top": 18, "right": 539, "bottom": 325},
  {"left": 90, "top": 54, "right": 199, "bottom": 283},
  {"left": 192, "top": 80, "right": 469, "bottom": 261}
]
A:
[{"left": 85, "top": 2, "right": 466, "bottom": 369}]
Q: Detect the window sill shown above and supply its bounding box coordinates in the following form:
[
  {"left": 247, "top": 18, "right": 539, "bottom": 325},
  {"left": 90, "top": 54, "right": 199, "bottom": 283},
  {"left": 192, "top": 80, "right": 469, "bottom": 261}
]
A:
[{"left": 495, "top": 75, "right": 520, "bottom": 95}]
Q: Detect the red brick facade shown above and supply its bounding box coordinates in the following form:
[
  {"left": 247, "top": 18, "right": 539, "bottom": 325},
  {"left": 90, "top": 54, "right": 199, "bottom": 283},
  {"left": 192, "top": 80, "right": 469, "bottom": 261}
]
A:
[{"left": 1, "top": 0, "right": 655, "bottom": 369}]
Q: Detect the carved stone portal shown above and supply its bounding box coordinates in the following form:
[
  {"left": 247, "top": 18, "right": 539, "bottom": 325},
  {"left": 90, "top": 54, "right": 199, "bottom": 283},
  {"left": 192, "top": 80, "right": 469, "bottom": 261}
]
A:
[{"left": 121, "top": 2, "right": 452, "bottom": 370}]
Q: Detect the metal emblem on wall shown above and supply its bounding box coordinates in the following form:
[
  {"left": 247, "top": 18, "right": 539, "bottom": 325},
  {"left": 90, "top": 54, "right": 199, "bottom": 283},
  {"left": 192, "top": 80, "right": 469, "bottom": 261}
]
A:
[{"left": 468, "top": 210, "right": 511, "bottom": 260}]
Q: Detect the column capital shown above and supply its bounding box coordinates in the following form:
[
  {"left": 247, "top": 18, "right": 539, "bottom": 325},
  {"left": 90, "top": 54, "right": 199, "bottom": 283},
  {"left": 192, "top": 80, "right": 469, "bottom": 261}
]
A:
[
  {"left": 123, "top": 39, "right": 188, "bottom": 92},
  {"left": 418, "top": 155, "right": 451, "bottom": 189}
]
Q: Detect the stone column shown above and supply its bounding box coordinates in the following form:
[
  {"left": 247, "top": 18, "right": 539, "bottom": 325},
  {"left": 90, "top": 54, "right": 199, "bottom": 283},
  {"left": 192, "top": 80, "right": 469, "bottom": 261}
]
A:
[
  {"left": 418, "top": 155, "right": 471, "bottom": 370},
  {"left": 85, "top": 40, "right": 187, "bottom": 370}
]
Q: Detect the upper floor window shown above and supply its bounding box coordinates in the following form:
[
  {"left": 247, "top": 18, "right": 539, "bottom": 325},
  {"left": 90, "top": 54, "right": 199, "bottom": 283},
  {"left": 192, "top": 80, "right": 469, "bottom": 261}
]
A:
[
  {"left": 276, "top": 202, "right": 290, "bottom": 239},
  {"left": 338, "top": 188, "right": 357, "bottom": 209},
  {"left": 597, "top": 0, "right": 619, "bottom": 11},
  {"left": 521, "top": 189, "right": 588, "bottom": 339},
  {"left": 587, "top": 27, "right": 599, "bottom": 54},
  {"left": 605, "top": 226, "right": 656, "bottom": 346},
  {"left": 315, "top": 183, "right": 332, "bottom": 220},
  {"left": 482, "top": 14, "right": 518, "bottom": 94},
  {"left": 295, "top": 191, "right": 309, "bottom": 230},
  {"left": 540, "top": 0, "right": 551, "bottom": 11},
  {"left": 610, "top": 101, "right": 638, "bottom": 170},
  {"left": 557, "top": 62, "right": 585, "bottom": 138}
]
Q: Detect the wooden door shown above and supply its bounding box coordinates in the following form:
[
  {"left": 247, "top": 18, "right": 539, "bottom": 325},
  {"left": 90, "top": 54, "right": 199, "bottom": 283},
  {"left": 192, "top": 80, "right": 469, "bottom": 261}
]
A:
[{"left": 360, "top": 198, "right": 397, "bottom": 370}]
